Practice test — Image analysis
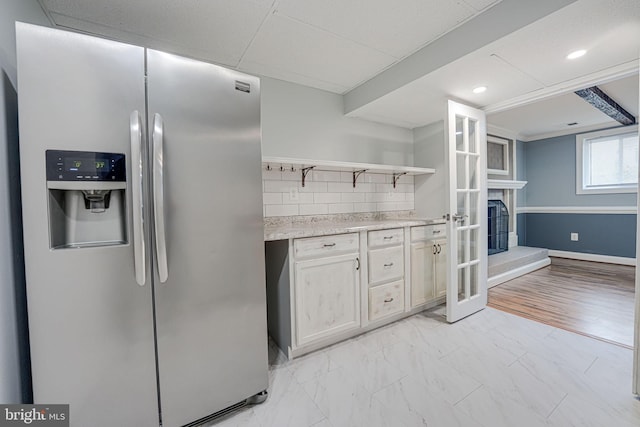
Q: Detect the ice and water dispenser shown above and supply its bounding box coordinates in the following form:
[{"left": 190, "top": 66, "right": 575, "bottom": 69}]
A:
[{"left": 46, "top": 150, "right": 127, "bottom": 249}]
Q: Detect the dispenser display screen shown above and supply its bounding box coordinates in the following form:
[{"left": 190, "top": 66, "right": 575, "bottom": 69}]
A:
[
  {"left": 46, "top": 150, "right": 126, "bottom": 181},
  {"left": 64, "top": 158, "right": 111, "bottom": 173}
]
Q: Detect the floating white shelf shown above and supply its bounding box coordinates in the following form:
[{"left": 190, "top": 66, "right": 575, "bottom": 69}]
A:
[
  {"left": 262, "top": 156, "right": 436, "bottom": 188},
  {"left": 488, "top": 179, "right": 527, "bottom": 190}
]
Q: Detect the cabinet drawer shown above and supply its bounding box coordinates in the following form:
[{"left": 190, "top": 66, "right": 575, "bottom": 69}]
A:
[
  {"left": 368, "top": 246, "right": 404, "bottom": 284},
  {"left": 294, "top": 233, "right": 359, "bottom": 259},
  {"left": 368, "top": 228, "right": 404, "bottom": 248},
  {"left": 369, "top": 280, "right": 404, "bottom": 321},
  {"left": 411, "top": 224, "right": 446, "bottom": 242}
]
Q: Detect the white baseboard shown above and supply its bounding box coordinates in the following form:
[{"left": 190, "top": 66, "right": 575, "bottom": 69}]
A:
[
  {"left": 547, "top": 250, "right": 636, "bottom": 266},
  {"left": 488, "top": 258, "right": 551, "bottom": 288}
]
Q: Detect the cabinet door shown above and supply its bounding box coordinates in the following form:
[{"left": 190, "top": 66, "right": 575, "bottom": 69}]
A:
[
  {"left": 294, "top": 253, "right": 360, "bottom": 346},
  {"left": 435, "top": 240, "right": 447, "bottom": 298},
  {"left": 410, "top": 242, "right": 436, "bottom": 307}
]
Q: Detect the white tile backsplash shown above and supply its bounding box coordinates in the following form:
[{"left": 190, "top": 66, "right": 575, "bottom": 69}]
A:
[
  {"left": 314, "top": 192, "right": 342, "bottom": 204},
  {"left": 328, "top": 203, "right": 354, "bottom": 214},
  {"left": 299, "top": 204, "right": 329, "bottom": 215},
  {"left": 265, "top": 204, "right": 299, "bottom": 217},
  {"left": 262, "top": 166, "right": 415, "bottom": 217}
]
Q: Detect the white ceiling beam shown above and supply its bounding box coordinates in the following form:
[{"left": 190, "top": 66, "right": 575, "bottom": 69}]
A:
[{"left": 343, "top": 0, "right": 577, "bottom": 115}]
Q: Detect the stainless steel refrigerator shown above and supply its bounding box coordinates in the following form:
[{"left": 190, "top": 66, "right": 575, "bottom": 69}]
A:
[{"left": 16, "top": 22, "right": 268, "bottom": 427}]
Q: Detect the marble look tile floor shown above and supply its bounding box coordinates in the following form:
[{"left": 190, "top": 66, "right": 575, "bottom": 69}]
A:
[{"left": 209, "top": 307, "right": 640, "bottom": 427}]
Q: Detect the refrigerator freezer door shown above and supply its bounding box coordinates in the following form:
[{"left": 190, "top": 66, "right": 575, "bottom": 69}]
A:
[
  {"left": 16, "top": 23, "right": 159, "bottom": 426},
  {"left": 146, "top": 50, "right": 268, "bottom": 426}
]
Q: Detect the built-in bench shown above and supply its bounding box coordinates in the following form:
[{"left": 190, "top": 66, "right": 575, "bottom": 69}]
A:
[{"left": 488, "top": 246, "right": 550, "bottom": 288}]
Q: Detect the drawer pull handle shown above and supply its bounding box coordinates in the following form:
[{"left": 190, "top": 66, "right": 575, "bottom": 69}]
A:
[
  {"left": 323, "top": 243, "right": 336, "bottom": 247},
  {"left": 384, "top": 263, "right": 394, "bottom": 268},
  {"left": 356, "top": 257, "right": 360, "bottom": 271},
  {"left": 384, "top": 297, "right": 394, "bottom": 303},
  {"left": 383, "top": 236, "right": 394, "bottom": 240},
  {"left": 433, "top": 230, "right": 441, "bottom": 234}
]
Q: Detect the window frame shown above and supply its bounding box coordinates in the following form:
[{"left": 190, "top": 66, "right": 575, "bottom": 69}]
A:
[
  {"left": 576, "top": 125, "right": 639, "bottom": 195},
  {"left": 487, "top": 135, "right": 510, "bottom": 176}
]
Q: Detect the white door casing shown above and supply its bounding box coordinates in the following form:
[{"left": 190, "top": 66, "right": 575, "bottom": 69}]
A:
[
  {"left": 633, "top": 69, "right": 640, "bottom": 396},
  {"left": 446, "top": 100, "right": 488, "bottom": 323}
]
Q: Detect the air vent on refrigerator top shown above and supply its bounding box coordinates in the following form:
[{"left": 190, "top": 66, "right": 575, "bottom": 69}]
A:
[{"left": 235, "top": 81, "right": 250, "bottom": 93}]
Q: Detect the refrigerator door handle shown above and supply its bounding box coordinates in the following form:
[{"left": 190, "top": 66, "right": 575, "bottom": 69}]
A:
[
  {"left": 130, "top": 111, "right": 146, "bottom": 286},
  {"left": 152, "top": 113, "right": 169, "bottom": 283}
]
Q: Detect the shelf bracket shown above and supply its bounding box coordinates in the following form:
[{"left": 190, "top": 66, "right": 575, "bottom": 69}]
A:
[
  {"left": 392, "top": 172, "right": 407, "bottom": 188},
  {"left": 301, "top": 166, "right": 315, "bottom": 187},
  {"left": 352, "top": 169, "right": 367, "bottom": 188}
]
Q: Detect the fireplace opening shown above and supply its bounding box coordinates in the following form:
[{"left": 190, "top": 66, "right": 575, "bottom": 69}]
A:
[{"left": 488, "top": 199, "right": 509, "bottom": 255}]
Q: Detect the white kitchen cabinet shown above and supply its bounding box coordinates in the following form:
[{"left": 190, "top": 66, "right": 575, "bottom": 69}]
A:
[
  {"left": 265, "top": 222, "right": 446, "bottom": 359},
  {"left": 368, "top": 279, "right": 404, "bottom": 322},
  {"left": 366, "top": 228, "right": 405, "bottom": 322},
  {"left": 294, "top": 252, "right": 360, "bottom": 346},
  {"left": 410, "top": 225, "right": 447, "bottom": 308}
]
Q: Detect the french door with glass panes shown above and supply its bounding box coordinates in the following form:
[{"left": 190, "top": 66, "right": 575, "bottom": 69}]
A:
[{"left": 446, "top": 100, "right": 488, "bottom": 323}]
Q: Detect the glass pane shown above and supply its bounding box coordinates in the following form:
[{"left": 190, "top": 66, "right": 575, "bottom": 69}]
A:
[
  {"left": 589, "top": 139, "right": 619, "bottom": 186},
  {"left": 622, "top": 136, "right": 638, "bottom": 184},
  {"left": 468, "top": 119, "right": 477, "bottom": 154},
  {"left": 457, "top": 192, "right": 466, "bottom": 219},
  {"left": 456, "top": 116, "right": 464, "bottom": 151},
  {"left": 457, "top": 267, "right": 466, "bottom": 302},
  {"left": 487, "top": 142, "right": 505, "bottom": 170},
  {"left": 469, "top": 191, "right": 478, "bottom": 225},
  {"left": 457, "top": 154, "right": 466, "bottom": 190},
  {"left": 457, "top": 229, "right": 467, "bottom": 265},
  {"left": 469, "top": 154, "right": 478, "bottom": 190},
  {"left": 469, "top": 227, "right": 479, "bottom": 262},
  {"left": 469, "top": 263, "right": 478, "bottom": 297}
]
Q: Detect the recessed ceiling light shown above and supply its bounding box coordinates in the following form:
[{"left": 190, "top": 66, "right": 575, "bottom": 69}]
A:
[
  {"left": 567, "top": 49, "right": 586, "bottom": 60},
  {"left": 473, "top": 86, "right": 487, "bottom": 94}
]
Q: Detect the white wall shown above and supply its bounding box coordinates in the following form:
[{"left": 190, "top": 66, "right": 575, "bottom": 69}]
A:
[
  {"left": 0, "top": 0, "right": 50, "bottom": 404},
  {"left": 413, "top": 120, "right": 447, "bottom": 219},
  {"left": 261, "top": 77, "right": 414, "bottom": 166}
]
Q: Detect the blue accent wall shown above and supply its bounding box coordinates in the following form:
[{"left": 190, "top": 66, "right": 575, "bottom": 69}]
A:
[
  {"left": 524, "top": 131, "right": 636, "bottom": 207},
  {"left": 516, "top": 127, "right": 637, "bottom": 259},
  {"left": 524, "top": 213, "right": 636, "bottom": 258}
]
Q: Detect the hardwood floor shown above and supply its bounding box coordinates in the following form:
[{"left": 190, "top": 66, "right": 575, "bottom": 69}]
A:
[{"left": 488, "top": 257, "right": 635, "bottom": 349}]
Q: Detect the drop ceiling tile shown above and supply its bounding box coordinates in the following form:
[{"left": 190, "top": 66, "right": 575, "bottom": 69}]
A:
[
  {"left": 42, "top": 0, "right": 273, "bottom": 66},
  {"left": 275, "top": 0, "right": 479, "bottom": 58},
  {"left": 490, "top": 0, "right": 640, "bottom": 86},
  {"left": 238, "top": 60, "right": 350, "bottom": 94},
  {"left": 461, "top": 0, "right": 502, "bottom": 12},
  {"left": 240, "top": 12, "right": 397, "bottom": 91}
]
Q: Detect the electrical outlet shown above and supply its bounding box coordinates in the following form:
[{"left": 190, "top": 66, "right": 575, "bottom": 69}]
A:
[
  {"left": 570, "top": 232, "right": 579, "bottom": 241},
  {"left": 289, "top": 187, "right": 299, "bottom": 202}
]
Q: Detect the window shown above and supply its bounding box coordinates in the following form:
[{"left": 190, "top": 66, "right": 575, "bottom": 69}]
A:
[
  {"left": 487, "top": 136, "right": 510, "bottom": 176},
  {"left": 576, "top": 126, "right": 639, "bottom": 194}
]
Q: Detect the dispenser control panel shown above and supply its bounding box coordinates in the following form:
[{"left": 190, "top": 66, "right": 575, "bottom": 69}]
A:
[{"left": 46, "top": 150, "right": 125, "bottom": 181}]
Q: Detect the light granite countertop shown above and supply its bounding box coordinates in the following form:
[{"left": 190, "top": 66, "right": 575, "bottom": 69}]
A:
[{"left": 264, "top": 212, "right": 445, "bottom": 241}]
